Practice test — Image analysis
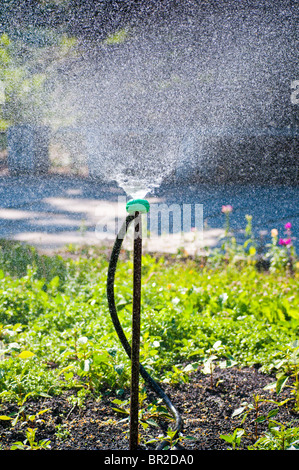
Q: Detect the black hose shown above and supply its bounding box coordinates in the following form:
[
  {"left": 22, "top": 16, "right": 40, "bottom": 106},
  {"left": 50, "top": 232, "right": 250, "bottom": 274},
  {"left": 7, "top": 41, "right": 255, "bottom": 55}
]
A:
[{"left": 106, "top": 214, "right": 183, "bottom": 450}]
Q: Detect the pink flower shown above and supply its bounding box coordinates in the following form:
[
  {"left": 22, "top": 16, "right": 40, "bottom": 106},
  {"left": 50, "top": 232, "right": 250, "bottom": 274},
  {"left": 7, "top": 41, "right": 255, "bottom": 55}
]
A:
[
  {"left": 279, "top": 238, "right": 292, "bottom": 246},
  {"left": 221, "top": 205, "right": 233, "bottom": 213},
  {"left": 285, "top": 222, "right": 292, "bottom": 230}
]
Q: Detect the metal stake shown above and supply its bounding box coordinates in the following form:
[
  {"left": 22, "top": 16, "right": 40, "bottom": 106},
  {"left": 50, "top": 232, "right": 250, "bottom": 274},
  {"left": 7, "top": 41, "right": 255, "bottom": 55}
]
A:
[{"left": 129, "top": 211, "right": 142, "bottom": 451}]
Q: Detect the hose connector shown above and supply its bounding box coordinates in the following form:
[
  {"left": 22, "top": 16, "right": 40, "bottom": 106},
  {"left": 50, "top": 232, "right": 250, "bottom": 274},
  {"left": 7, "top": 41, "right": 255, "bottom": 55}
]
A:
[{"left": 126, "top": 198, "right": 150, "bottom": 214}]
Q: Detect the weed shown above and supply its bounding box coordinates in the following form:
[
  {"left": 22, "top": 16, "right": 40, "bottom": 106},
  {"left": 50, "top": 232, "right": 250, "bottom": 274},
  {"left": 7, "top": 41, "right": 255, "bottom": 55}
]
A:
[
  {"left": 10, "top": 427, "right": 51, "bottom": 450},
  {"left": 220, "top": 428, "right": 246, "bottom": 450},
  {"left": 55, "top": 423, "right": 70, "bottom": 441},
  {"left": 263, "top": 340, "right": 299, "bottom": 412},
  {"left": 111, "top": 389, "right": 171, "bottom": 433},
  {"left": 249, "top": 421, "right": 299, "bottom": 450},
  {"left": 231, "top": 394, "right": 279, "bottom": 441},
  {"left": 146, "top": 427, "right": 196, "bottom": 449}
]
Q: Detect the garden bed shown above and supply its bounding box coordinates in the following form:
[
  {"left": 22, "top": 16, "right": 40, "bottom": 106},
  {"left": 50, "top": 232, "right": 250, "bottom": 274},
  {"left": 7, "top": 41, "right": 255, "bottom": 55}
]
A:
[
  {"left": 0, "top": 240, "right": 298, "bottom": 451},
  {"left": 0, "top": 366, "right": 298, "bottom": 450}
]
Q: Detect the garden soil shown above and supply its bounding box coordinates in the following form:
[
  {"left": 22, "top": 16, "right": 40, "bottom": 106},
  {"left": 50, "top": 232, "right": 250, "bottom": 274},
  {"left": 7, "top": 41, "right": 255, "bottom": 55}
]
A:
[{"left": 1, "top": 366, "right": 298, "bottom": 451}]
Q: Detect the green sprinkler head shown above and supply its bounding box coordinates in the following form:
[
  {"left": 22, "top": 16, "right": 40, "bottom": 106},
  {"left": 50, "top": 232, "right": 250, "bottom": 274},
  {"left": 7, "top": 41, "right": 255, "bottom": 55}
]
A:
[{"left": 126, "top": 198, "right": 150, "bottom": 214}]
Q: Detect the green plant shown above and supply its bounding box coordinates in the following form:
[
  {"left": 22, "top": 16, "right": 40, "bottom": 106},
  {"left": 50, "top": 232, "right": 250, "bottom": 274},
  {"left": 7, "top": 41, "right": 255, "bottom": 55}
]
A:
[
  {"left": 220, "top": 428, "right": 246, "bottom": 450},
  {"left": 10, "top": 427, "right": 51, "bottom": 450},
  {"left": 66, "top": 388, "right": 90, "bottom": 414},
  {"left": 231, "top": 394, "right": 279, "bottom": 442},
  {"left": 162, "top": 362, "right": 199, "bottom": 386},
  {"left": 249, "top": 421, "right": 299, "bottom": 450},
  {"left": 54, "top": 423, "right": 70, "bottom": 441},
  {"left": 264, "top": 224, "right": 297, "bottom": 274},
  {"left": 111, "top": 389, "right": 171, "bottom": 433},
  {"left": 0, "top": 372, "right": 50, "bottom": 427},
  {"left": 201, "top": 340, "right": 233, "bottom": 388},
  {"left": 0, "top": 236, "right": 297, "bottom": 409},
  {"left": 146, "top": 427, "right": 196, "bottom": 450},
  {"left": 263, "top": 340, "right": 299, "bottom": 412},
  {"left": 0, "top": 32, "right": 77, "bottom": 129},
  {"left": 0, "top": 239, "right": 67, "bottom": 283}
]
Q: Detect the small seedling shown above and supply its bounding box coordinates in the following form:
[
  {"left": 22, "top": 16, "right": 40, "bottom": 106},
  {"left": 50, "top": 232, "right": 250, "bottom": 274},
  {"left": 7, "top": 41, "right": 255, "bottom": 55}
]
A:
[
  {"left": 232, "top": 394, "right": 279, "bottom": 442},
  {"left": 0, "top": 391, "right": 50, "bottom": 427},
  {"left": 264, "top": 340, "right": 299, "bottom": 412},
  {"left": 249, "top": 420, "right": 299, "bottom": 450},
  {"left": 220, "top": 428, "right": 246, "bottom": 450},
  {"left": 163, "top": 362, "right": 199, "bottom": 385},
  {"left": 201, "top": 341, "right": 227, "bottom": 387},
  {"left": 146, "top": 427, "right": 196, "bottom": 450},
  {"left": 10, "top": 427, "right": 51, "bottom": 450},
  {"left": 111, "top": 390, "right": 170, "bottom": 431},
  {"left": 55, "top": 423, "right": 70, "bottom": 441}
]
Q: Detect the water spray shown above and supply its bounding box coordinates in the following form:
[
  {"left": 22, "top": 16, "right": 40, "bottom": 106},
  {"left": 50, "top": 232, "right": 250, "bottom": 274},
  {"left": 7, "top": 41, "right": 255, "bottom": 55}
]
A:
[{"left": 106, "top": 198, "right": 182, "bottom": 450}]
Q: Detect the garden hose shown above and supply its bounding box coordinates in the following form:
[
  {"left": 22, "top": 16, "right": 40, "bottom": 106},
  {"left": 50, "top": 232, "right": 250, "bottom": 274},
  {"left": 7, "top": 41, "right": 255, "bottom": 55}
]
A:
[{"left": 106, "top": 212, "right": 183, "bottom": 450}]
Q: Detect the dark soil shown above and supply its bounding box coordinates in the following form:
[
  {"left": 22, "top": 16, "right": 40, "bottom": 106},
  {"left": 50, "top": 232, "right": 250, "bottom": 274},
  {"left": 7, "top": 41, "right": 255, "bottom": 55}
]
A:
[{"left": 1, "top": 366, "right": 298, "bottom": 451}]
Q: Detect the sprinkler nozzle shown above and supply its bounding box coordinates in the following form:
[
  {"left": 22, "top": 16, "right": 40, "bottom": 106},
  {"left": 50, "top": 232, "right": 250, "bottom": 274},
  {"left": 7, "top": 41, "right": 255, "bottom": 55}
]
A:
[{"left": 126, "top": 199, "right": 150, "bottom": 214}]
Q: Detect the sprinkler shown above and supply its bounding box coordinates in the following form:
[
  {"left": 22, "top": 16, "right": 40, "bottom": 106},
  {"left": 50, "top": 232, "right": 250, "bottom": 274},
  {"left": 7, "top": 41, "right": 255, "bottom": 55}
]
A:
[{"left": 107, "top": 198, "right": 182, "bottom": 450}]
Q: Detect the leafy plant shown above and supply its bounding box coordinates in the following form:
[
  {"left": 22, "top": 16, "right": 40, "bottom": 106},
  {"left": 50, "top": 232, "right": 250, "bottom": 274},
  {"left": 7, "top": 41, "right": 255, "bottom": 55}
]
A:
[
  {"left": 10, "top": 427, "right": 51, "bottom": 450},
  {"left": 111, "top": 389, "right": 171, "bottom": 433},
  {"left": 0, "top": 391, "right": 49, "bottom": 427},
  {"left": 220, "top": 428, "right": 246, "bottom": 450},
  {"left": 54, "top": 423, "right": 70, "bottom": 442},
  {"left": 146, "top": 427, "right": 196, "bottom": 450},
  {"left": 263, "top": 340, "right": 299, "bottom": 412},
  {"left": 231, "top": 394, "right": 279, "bottom": 441},
  {"left": 0, "top": 220, "right": 297, "bottom": 456},
  {"left": 0, "top": 31, "right": 77, "bottom": 128},
  {"left": 249, "top": 421, "right": 299, "bottom": 450},
  {"left": 162, "top": 362, "right": 199, "bottom": 385},
  {"left": 201, "top": 340, "right": 226, "bottom": 388}
]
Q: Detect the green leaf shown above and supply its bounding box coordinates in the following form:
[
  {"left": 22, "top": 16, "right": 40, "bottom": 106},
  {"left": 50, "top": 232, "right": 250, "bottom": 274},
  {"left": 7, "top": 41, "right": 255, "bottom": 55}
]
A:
[
  {"left": 263, "top": 382, "right": 277, "bottom": 392},
  {"left": 267, "top": 408, "right": 279, "bottom": 418},
  {"left": 140, "top": 421, "right": 149, "bottom": 430},
  {"left": 64, "top": 371, "right": 74, "bottom": 380},
  {"left": 10, "top": 442, "right": 25, "bottom": 450},
  {"left": 111, "top": 407, "right": 129, "bottom": 415},
  {"left": 57, "top": 365, "right": 74, "bottom": 377},
  {"left": 219, "top": 434, "right": 234, "bottom": 443},
  {"left": 114, "top": 364, "right": 124, "bottom": 375},
  {"left": 256, "top": 415, "right": 267, "bottom": 423},
  {"left": 183, "top": 363, "right": 199, "bottom": 373},
  {"left": 18, "top": 350, "right": 35, "bottom": 359},
  {"left": 0, "top": 415, "right": 12, "bottom": 420},
  {"left": 144, "top": 418, "right": 159, "bottom": 427},
  {"left": 231, "top": 406, "right": 246, "bottom": 418},
  {"left": 116, "top": 301, "right": 131, "bottom": 311},
  {"left": 37, "top": 408, "right": 50, "bottom": 416},
  {"left": 276, "top": 375, "right": 289, "bottom": 394},
  {"left": 111, "top": 399, "right": 127, "bottom": 406}
]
